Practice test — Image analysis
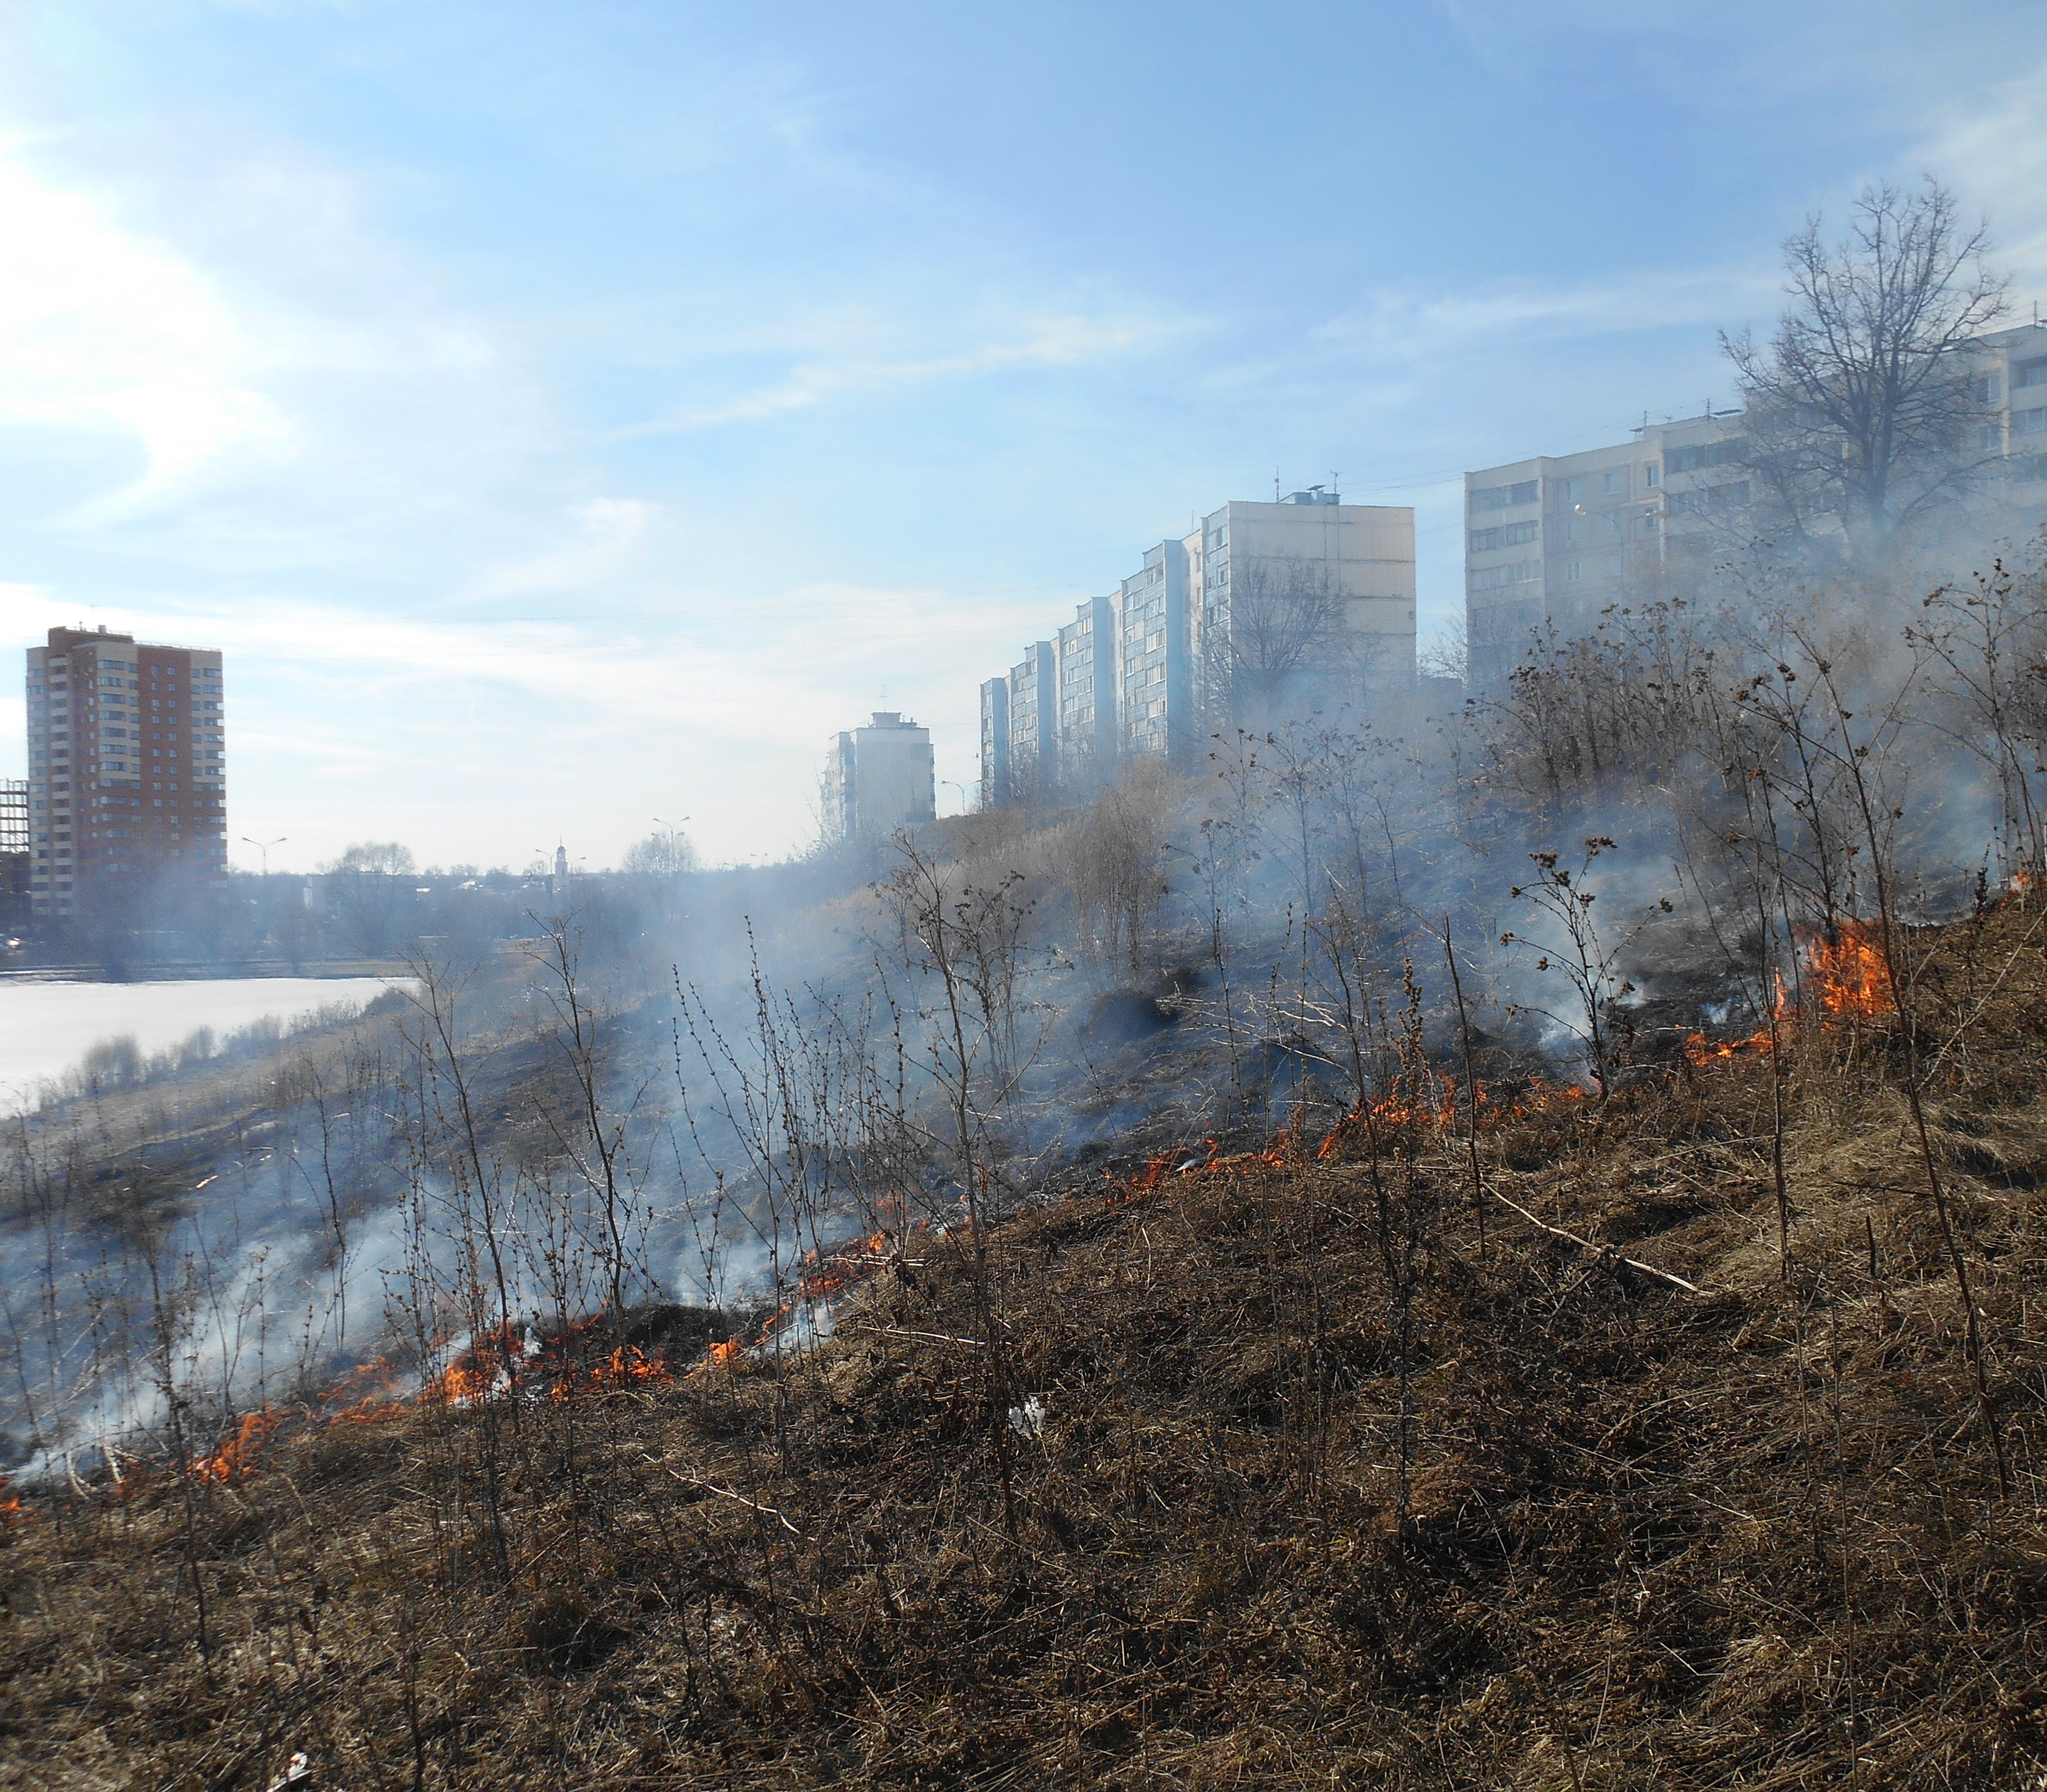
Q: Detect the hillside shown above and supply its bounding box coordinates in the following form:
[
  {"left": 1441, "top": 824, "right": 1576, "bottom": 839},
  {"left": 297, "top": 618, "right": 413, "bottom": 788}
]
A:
[{"left": 5, "top": 906, "right": 2047, "bottom": 1789}]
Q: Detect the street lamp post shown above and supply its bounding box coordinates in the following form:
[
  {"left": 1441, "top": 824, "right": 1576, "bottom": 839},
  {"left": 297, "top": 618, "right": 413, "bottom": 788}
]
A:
[{"left": 241, "top": 835, "right": 286, "bottom": 876}]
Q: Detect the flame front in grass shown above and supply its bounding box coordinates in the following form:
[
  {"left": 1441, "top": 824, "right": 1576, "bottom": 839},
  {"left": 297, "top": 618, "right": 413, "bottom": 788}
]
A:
[
  {"left": 1804, "top": 919, "right": 1894, "bottom": 1019},
  {"left": 194, "top": 1409, "right": 281, "bottom": 1484},
  {"left": 697, "top": 1225, "right": 906, "bottom": 1369},
  {"left": 550, "top": 1342, "right": 672, "bottom": 1400},
  {"left": 1684, "top": 1029, "right": 1774, "bottom": 1066}
]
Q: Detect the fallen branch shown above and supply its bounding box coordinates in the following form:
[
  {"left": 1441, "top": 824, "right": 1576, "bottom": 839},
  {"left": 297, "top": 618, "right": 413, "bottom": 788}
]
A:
[
  {"left": 853, "top": 1323, "right": 987, "bottom": 1349},
  {"left": 1488, "top": 1187, "right": 1707, "bottom": 1295},
  {"left": 646, "top": 1461, "right": 805, "bottom": 1537}
]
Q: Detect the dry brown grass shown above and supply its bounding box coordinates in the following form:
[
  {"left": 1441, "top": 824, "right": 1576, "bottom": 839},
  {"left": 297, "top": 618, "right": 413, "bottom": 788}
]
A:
[{"left": 8, "top": 911, "right": 2047, "bottom": 1788}]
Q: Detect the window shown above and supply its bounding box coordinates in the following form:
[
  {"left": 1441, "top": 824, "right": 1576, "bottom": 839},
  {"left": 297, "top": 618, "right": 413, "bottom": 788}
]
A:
[
  {"left": 1667, "top": 480, "right": 1753, "bottom": 516},
  {"left": 1563, "top": 560, "right": 1583, "bottom": 582},
  {"left": 1470, "top": 520, "right": 1539, "bottom": 552},
  {"left": 1468, "top": 559, "right": 1541, "bottom": 592},
  {"left": 1563, "top": 477, "right": 1585, "bottom": 502},
  {"left": 1469, "top": 479, "right": 1539, "bottom": 512},
  {"left": 1642, "top": 513, "right": 1660, "bottom": 534},
  {"left": 2013, "top": 407, "right": 2047, "bottom": 436},
  {"left": 1981, "top": 424, "right": 2005, "bottom": 451},
  {"left": 1971, "top": 373, "right": 2003, "bottom": 404},
  {"left": 1666, "top": 438, "right": 1749, "bottom": 474},
  {"left": 2015, "top": 359, "right": 2047, "bottom": 390},
  {"left": 1603, "top": 469, "right": 1625, "bottom": 493}
]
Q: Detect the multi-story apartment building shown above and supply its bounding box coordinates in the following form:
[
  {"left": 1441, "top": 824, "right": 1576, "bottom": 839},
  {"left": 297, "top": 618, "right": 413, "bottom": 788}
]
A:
[
  {"left": 1191, "top": 492, "right": 1419, "bottom": 725},
  {"left": 1961, "top": 317, "right": 2047, "bottom": 477},
  {"left": 23, "top": 625, "right": 229, "bottom": 922},
  {"left": 975, "top": 490, "right": 1419, "bottom": 806},
  {"left": 1466, "top": 409, "right": 1766, "bottom": 687},
  {"left": 1007, "top": 640, "right": 1059, "bottom": 798},
  {"left": 824, "top": 711, "right": 936, "bottom": 842},
  {"left": 1, "top": 778, "right": 26, "bottom": 931},
  {"left": 978, "top": 677, "right": 1010, "bottom": 811},
  {"left": 1117, "top": 540, "right": 1191, "bottom": 764},
  {"left": 1055, "top": 596, "right": 1119, "bottom": 787},
  {"left": 1466, "top": 318, "right": 2047, "bottom": 687}
]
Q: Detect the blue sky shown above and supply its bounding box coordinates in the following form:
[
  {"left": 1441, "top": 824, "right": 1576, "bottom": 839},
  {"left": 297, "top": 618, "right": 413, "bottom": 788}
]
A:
[{"left": 3, "top": 0, "right": 2045, "bottom": 870}]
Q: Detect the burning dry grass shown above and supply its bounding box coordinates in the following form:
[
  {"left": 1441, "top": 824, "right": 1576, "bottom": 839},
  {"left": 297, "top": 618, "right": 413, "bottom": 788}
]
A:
[{"left": 8, "top": 912, "right": 2047, "bottom": 1787}]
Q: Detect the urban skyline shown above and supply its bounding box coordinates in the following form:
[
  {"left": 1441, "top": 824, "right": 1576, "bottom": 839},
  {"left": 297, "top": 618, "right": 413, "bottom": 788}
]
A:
[
  {"left": 1464, "top": 318, "right": 2047, "bottom": 687},
  {"left": 979, "top": 489, "right": 1418, "bottom": 807},
  {"left": 1, "top": 5, "right": 2041, "bottom": 869}
]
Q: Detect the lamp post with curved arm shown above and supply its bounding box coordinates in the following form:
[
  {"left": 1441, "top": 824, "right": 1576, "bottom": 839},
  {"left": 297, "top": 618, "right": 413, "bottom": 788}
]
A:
[{"left": 241, "top": 835, "right": 286, "bottom": 876}]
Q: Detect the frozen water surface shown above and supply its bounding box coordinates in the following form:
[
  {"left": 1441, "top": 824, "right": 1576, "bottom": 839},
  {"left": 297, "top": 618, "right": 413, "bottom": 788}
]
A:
[{"left": 0, "top": 976, "right": 405, "bottom": 1110}]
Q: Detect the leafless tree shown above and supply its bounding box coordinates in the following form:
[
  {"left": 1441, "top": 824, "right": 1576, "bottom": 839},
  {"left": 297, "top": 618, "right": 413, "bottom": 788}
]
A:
[
  {"left": 621, "top": 826, "right": 698, "bottom": 879},
  {"left": 1723, "top": 179, "right": 2009, "bottom": 556},
  {"left": 320, "top": 841, "right": 420, "bottom": 955},
  {"left": 327, "top": 841, "right": 417, "bottom": 877},
  {"left": 1212, "top": 554, "right": 1361, "bottom": 724},
  {"left": 1418, "top": 615, "right": 1468, "bottom": 684},
  {"left": 1067, "top": 767, "right": 1170, "bottom": 980},
  {"left": 622, "top": 825, "right": 698, "bottom": 920}
]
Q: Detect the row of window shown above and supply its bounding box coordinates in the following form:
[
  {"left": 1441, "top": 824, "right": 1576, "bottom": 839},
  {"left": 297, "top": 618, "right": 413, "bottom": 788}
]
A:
[
  {"left": 1470, "top": 520, "right": 1539, "bottom": 553},
  {"left": 1665, "top": 439, "right": 1749, "bottom": 475},
  {"left": 1666, "top": 480, "right": 1753, "bottom": 516},
  {"left": 1469, "top": 559, "right": 1540, "bottom": 592},
  {"left": 1470, "top": 479, "right": 1539, "bottom": 513}
]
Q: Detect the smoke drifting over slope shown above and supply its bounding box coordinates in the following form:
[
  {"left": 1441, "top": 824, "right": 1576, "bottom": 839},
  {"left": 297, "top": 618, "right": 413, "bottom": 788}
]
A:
[{"left": 7, "top": 521, "right": 2047, "bottom": 1483}]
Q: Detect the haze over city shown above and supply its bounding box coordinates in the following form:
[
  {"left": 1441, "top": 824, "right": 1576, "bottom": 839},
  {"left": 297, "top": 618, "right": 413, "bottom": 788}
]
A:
[{"left": 3, "top": 1, "right": 2046, "bottom": 871}]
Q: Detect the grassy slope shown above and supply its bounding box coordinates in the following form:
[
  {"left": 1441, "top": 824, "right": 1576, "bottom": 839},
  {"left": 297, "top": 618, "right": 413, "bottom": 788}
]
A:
[{"left": 7, "top": 912, "right": 2047, "bottom": 1789}]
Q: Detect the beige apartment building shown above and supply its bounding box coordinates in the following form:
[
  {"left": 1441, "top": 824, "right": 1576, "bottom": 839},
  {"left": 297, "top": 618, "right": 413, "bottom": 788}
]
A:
[
  {"left": 824, "top": 711, "right": 937, "bottom": 842},
  {"left": 24, "top": 624, "right": 229, "bottom": 921},
  {"left": 1466, "top": 319, "right": 2047, "bottom": 688},
  {"left": 1191, "top": 492, "right": 1418, "bottom": 727},
  {"left": 1464, "top": 415, "right": 1729, "bottom": 689}
]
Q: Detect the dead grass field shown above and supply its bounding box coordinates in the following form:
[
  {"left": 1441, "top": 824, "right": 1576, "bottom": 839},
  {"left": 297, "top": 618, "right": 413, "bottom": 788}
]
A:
[{"left": 8, "top": 910, "right": 2047, "bottom": 1789}]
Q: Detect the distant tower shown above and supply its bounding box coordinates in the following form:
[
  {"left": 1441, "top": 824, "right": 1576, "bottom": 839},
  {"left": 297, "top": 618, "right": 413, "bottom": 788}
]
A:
[{"left": 552, "top": 842, "right": 568, "bottom": 899}]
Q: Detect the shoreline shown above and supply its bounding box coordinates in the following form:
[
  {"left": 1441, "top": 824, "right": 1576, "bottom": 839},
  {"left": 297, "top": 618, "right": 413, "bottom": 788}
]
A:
[{"left": 0, "top": 958, "right": 413, "bottom": 985}]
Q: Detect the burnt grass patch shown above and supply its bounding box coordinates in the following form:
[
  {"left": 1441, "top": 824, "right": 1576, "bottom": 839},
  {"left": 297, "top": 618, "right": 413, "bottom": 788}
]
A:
[{"left": 9, "top": 912, "right": 2047, "bottom": 1787}]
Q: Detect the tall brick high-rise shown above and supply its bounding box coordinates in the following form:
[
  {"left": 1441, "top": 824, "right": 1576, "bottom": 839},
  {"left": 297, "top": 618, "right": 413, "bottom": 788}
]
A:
[{"left": 24, "top": 625, "right": 229, "bottom": 924}]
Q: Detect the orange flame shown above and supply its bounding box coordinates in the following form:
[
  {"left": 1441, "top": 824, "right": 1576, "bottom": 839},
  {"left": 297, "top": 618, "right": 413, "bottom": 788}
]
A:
[
  {"left": 1802, "top": 919, "right": 1894, "bottom": 1019},
  {"left": 0, "top": 1475, "right": 21, "bottom": 1528},
  {"left": 193, "top": 1409, "right": 281, "bottom": 1484},
  {"left": 1684, "top": 1029, "right": 1773, "bottom": 1066},
  {"left": 549, "top": 1342, "right": 671, "bottom": 1399},
  {"left": 693, "top": 1226, "right": 903, "bottom": 1369}
]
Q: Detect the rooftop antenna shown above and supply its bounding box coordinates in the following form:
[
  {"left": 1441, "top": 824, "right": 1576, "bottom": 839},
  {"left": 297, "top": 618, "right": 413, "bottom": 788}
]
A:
[
  {"left": 1330, "top": 470, "right": 1341, "bottom": 500},
  {"left": 1275, "top": 467, "right": 1281, "bottom": 502}
]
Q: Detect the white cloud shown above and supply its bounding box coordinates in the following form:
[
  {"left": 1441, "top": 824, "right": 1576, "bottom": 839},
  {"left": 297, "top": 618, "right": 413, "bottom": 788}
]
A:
[
  {"left": 1317, "top": 263, "right": 1780, "bottom": 363},
  {"left": 636, "top": 310, "right": 1163, "bottom": 433},
  {"left": 474, "top": 498, "right": 657, "bottom": 598},
  {"left": 1917, "top": 59, "right": 2047, "bottom": 296},
  {"left": 0, "top": 146, "right": 299, "bottom": 514}
]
